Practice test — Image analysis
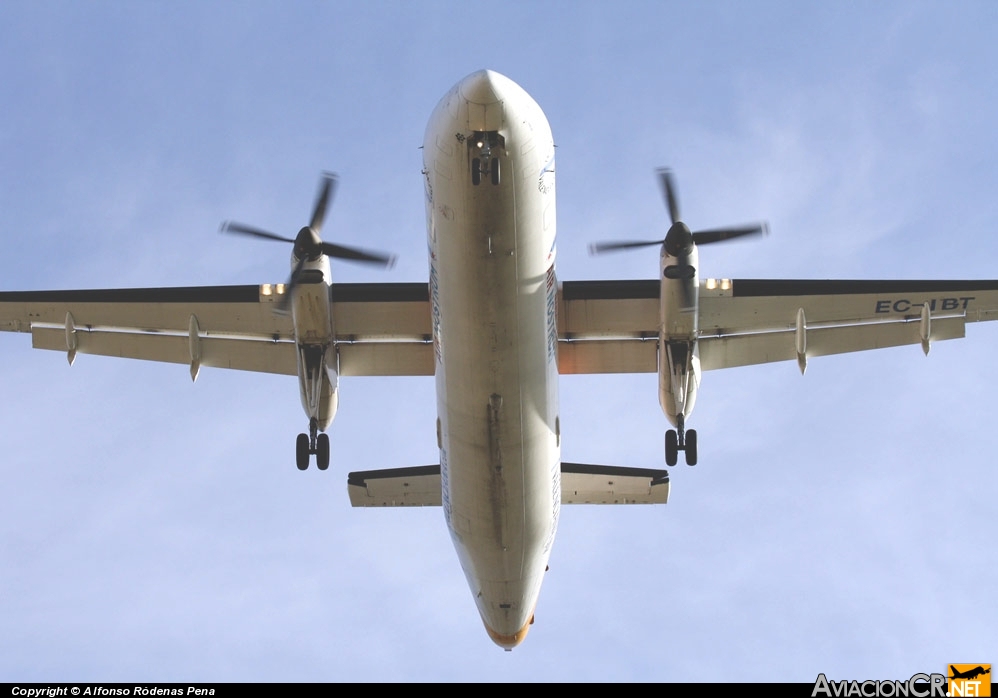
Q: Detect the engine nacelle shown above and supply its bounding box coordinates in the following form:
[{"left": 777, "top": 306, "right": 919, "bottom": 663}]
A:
[
  {"left": 291, "top": 260, "right": 338, "bottom": 430},
  {"left": 658, "top": 235, "right": 701, "bottom": 428},
  {"left": 658, "top": 340, "right": 701, "bottom": 427},
  {"left": 297, "top": 343, "right": 339, "bottom": 431}
]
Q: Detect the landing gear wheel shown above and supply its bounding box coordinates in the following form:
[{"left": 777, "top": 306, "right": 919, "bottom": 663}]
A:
[
  {"left": 665, "top": 430, "right": 678, "bottom": 466},
  {"left": 472, "top": 158, "right": 482, "bottom": 186},
  {"left": 296, "top": 433, "right": 310, "bottom": 470},
  {"left": 316, "top": 432, "right": 330, "bottom": 471},
  {"left": 491, "top": 157, "right": 501, "bottom": 185},
  {"left": 685, "top": 429, "right": 698, "bottom": 466}
]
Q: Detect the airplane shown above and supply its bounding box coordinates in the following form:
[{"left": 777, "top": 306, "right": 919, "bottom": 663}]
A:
[
  {"left": 949, "top": 666, "right": 991, "bottom": 681},
  {"left": 3, "top": 69, "right": 998, "bottom": 649}
]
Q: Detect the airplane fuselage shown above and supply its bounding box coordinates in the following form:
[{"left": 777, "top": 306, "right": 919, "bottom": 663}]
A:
[{"left": 422, "top": 71, "right": 559, "bottom": 647}]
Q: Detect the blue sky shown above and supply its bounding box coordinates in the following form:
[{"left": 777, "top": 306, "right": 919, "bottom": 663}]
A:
[{"left": 1, "top": 1, "right": 996, "bottom": 682}]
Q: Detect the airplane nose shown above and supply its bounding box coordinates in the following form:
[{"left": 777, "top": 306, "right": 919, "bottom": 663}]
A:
[
  {"left": 483, "top": 617, "right": 531, "bottom": 649},
  {"left": 459, "top": 69, "right": 504, "bottom": 105}
]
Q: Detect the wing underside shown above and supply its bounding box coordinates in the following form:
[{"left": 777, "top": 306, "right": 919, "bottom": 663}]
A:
[
  {"left": 558, "top": 280, "right": 659, "bottom": 374},
  {"left": 557, "top": 278, "right": 998, "bottom": 373},
  {"left": 6, "top": 278, "right": 998, "bottom": 376},
  {"left": 0, "top": 282, "right": 433, "bottom": 377},
  {"left": 10, "top": 278, "right": 996, "bottom": 376}
]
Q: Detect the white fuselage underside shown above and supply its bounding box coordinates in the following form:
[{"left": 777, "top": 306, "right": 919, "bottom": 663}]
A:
[{"left": 423, "top": 70, "right": 559, "bottom": 645}]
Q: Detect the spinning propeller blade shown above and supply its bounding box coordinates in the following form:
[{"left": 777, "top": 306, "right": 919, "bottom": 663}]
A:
[
  {"left": 589, "top": 169, "right": 768, "bottom": 257},
  {"left": 221, "top": 173, "right": 397, "bottom": 312}
]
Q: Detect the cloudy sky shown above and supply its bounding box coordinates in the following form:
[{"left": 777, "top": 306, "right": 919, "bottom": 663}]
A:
[{"left": 1, "top": 1, "right": 995, "bottom": 683}]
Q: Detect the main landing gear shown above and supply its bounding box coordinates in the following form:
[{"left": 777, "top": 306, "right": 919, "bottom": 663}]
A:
[
  {"left": 665, "top": 414, "right": 697, "bottom": 467},
  {"left": 296, "top": 417, "right": 330, "bottom": 471}
]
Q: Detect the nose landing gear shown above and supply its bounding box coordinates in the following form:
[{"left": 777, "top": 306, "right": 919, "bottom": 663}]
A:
[
  {"left": 469, "top": 131, "right": 503, "bottom": 186},
  {"left": 296, "top": 418, "right": 330, "bottom": 471},
  {"left": 665, "top": 414, "right": 698, "bottom": 466}
]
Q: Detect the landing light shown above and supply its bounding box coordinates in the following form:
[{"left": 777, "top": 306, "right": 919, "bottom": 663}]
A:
[
  {"left": 706, "top": 278, "right": 717, "bottom": 290},
  {"left": 720, "top": 279, "right": 731, "bottom": 290},
  {"left": 705, "top": 278, "right": 732, "bottom": 291},
  {"left": 261, "top": 284, "right": 272, "bottom": 296},
  {"left": 275, "top": 284, "right": 286, "bottom": 295}
]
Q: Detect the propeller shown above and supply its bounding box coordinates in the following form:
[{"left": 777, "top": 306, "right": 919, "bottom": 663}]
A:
[
  {"left": 588, "top": 169, "right": 768, "bottom": 257},
  {"left": 220, "top": 172, "right": 397, "bottom": 311},
  {"left": 221, "top": 173, "right": 397, "bottom": 311}
]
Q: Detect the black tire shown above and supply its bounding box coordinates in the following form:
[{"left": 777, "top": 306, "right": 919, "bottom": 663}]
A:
[
  {"left": 472, "top": 158, "right": 481, "bottom": 186},
  {"left": 665, "top": 430, "right": 678, "bottom": 466},
  {"left": 296, "top": 433, "right": 310, "bottom": 471},
  {"left": 316, "top": 432, "right": 330, "bottom": 471},
  {"left": 685, "top": 429, "right": 698, "bottom": 466},
  {"left": 491, "top": 157, "right": 501, "bottom": 185}
]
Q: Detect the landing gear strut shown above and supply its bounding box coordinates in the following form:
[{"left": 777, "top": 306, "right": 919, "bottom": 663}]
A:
[
  {"left": 296, "top": 417, "right": 330, "bottom": 471},
  {"left": 470, "top": 131, "right": 502, "bottom": 186},
  {"left": 665, "top": 414, "right": 698, "bottom": 466}
]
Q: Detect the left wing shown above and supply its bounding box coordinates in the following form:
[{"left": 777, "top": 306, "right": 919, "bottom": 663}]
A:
[
  {"left": 556, "top": 278, "right": 998, "bottom": 373},
  {"left": 0, "top": 282, "right": 432, "bottom": 377},
  {"left": 697, "top": 279, "right": 998, "bottom": 370}
]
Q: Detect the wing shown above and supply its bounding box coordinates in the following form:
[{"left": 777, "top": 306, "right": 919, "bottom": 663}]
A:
[
  {"left": 557, "top": 280, "right": 658, "bottom": 374},
  {"left": 697, "top": 279, "right": 998, "bottom": 370},
  {"left": 557, "top": 279, "right": 998, "bottom": 372},
  {"left": 330, "top": 282, "right": 432, "bottom": 376},
  {"left": 0, "top": 282, "right": 432, "bottom": 377}
]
